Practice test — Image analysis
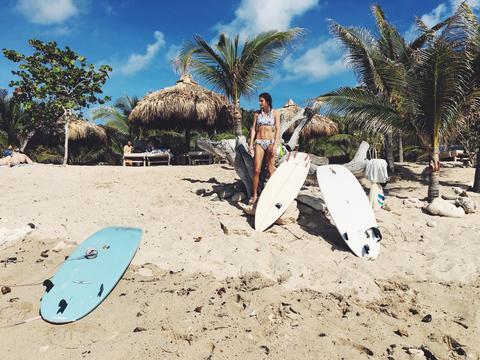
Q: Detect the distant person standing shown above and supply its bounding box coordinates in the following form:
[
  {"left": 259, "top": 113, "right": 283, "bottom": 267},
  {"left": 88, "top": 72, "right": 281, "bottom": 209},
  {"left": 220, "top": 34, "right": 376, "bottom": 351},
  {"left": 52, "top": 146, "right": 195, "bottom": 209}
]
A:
[{"left": 248, "top": 92, "right": 281, "bottom": 206}]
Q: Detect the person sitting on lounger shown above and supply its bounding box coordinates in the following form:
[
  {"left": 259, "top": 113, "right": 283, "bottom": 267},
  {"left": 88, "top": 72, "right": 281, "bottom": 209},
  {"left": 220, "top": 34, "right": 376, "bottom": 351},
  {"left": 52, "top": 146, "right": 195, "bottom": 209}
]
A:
[{"left": 123, "top": 140, "right": 133, "bottom": 155}]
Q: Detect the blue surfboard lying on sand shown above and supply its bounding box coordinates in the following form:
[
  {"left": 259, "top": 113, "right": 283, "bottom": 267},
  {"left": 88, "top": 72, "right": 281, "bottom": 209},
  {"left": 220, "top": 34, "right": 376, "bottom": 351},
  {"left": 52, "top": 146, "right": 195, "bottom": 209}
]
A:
[{"left": 40, "top": 227, "right": 142, "bottom": 324}]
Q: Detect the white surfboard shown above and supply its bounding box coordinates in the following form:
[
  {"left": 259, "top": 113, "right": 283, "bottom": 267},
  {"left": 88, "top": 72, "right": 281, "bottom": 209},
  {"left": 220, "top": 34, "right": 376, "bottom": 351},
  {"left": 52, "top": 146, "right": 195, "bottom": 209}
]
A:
[
  {"left": 316, "top": 165, "right": 381, "bottom": 259},
  {"left": 255, "top": 152, "right": 311, "bottom": 232}
]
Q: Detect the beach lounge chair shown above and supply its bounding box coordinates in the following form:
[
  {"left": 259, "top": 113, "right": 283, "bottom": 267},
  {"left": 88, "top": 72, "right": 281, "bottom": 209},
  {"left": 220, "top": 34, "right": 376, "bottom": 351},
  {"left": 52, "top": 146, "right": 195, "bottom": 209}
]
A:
[
  {"left": 123, "top": 153, "right": 146, "bottom": 166},
  {"left": 146, "top": 151, "right": 171, "bottom": 166},
  {"left": 187, "top": 151, "right": 213, "bottom": 165}
]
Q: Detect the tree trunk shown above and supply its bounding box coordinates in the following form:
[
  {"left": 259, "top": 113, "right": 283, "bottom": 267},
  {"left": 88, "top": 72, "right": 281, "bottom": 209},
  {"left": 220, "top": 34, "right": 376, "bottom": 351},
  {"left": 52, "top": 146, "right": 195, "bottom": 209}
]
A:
[
  {"left": 385, "top": 130, "right": 395, "bottom": 174},
  {"left": 185, "top": 128, "right": 191, "bottom": 153},
  {"left": 233, "top": 97, "right": 242, "bottom": 139},
  {"left": 19, "top": 130, "right": 35, "bottom": 152},
  {"left": 63, "top": 117, "right": 70, "bottom": 166},
  {"left": 428, "top": 148, "right": 441, "bottom": 202},
  {"left": 398, "top": 134, "right": 403, "bottom": 163},
  {"left": 473, "top": 149, "right": 480, "bottom": 192}
]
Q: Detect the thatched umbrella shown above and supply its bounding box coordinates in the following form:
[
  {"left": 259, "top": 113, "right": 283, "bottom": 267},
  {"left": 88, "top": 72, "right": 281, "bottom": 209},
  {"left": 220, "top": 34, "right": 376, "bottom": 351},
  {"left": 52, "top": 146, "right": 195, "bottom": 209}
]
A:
[
  {"left": 129, "top": 74, "right": 232, "bottom": 151},
  {"left": 279, "top": 99, "right": 338, "bottom": 140},
  {"left": 68, "top": 118, "right": 107, "bottom": 142}
]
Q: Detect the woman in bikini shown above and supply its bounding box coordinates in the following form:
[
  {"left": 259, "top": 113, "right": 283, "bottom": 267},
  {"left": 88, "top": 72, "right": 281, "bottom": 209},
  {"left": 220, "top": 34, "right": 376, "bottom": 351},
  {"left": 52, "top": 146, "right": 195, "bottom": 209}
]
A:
[{"left": 248, "top": 92, "right": 280, "bottom": 205}]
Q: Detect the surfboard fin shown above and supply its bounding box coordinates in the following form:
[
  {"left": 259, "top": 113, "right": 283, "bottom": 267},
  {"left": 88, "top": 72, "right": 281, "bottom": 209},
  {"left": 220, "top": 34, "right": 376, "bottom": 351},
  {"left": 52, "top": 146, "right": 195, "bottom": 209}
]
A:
[
  {"left": 275, "top": 203, "right": 283, "bottom": 209},
  {"left": 43, "top": 279, "right": 54, "bottom": 293},
  {"left": 362, "top": 244, "right": 370, "bottom": 255},
  {"left": 342, "top": 232, "right": 349, "bottom": 241},
  {"left": 57, "top": 299, "right": 68, "bottom": 314},
  {"left": 97, "top": 283, "right": 104, "bottom": 297},
  {"left": 371, "top": 227, "right": 382, "bottom": 241}
]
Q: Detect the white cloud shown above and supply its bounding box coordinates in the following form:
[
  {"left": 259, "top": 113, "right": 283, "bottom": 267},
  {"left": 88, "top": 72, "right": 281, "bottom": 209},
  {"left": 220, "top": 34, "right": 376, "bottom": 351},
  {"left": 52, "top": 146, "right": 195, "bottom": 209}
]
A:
[
  {"left": 16, "top": 0, "right": 79, "bottom": 25},
  {"left": 450, "top": 0, "right": 480, "bottom": 11},
  {"left": 165, "top": 44, "right": 180, "bottom": 63},
  {"left": 420, "top": 3, "right": 448, "bottom": 27},
  {"left": 215, "top": 0, "right": 319, "bottom": 39},
  {"left": 118, "top": 31, "right": 166, "bottom": 75},
  {"left": 283, "top": 38, "right": 346, "bottom": 81},
  {"left": 405, "top": 0, "right": 480, "bottom": 41}
]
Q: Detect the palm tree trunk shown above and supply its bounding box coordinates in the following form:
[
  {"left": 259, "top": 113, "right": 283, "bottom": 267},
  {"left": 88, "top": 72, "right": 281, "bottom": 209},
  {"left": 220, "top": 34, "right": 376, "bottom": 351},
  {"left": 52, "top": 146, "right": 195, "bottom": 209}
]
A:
[
  {"left": 473, "top": 149, "right": 480, "bottom": 192},
  {"left": 398, "top": 135, "right": 403, "bottom": 163},
  {"left": 233, "top": 97, "right": 242, "bottom": 138},
  {"left": 428, "top": 147, "right": 441, "bottom": 202},
  {"left": 385, "top": 130, "right": 395, "bottom": 174}
]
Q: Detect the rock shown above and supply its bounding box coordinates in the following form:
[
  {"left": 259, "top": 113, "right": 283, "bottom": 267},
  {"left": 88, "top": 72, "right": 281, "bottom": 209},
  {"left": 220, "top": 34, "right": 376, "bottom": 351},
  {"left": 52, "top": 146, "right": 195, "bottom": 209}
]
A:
[
  {"left": 38, "top": 345, "right": 49, "bottom": 353},
  {"left": 455, "top": 197, "right": 477, "bottom": 214},
  {"left": 231, "top": 191, "right": 246, "bottom": 202},
  {"left": 137, "top": 268, "right": 154, "bottom": 277},
  {"left": 452, "top": 187, "right": 464, "bottom": 195},
  {"left": 52, "top": 240, "right": 74, "bottom": 252},
  {"left": 403, "top": 198, "right": 426, "bottom": 209},
  {"left": 441, "top": 194, "right": 458, "bottom": 201},
  {"left": 0, "top": 224, "right": 36, "bottom": 247},
  {"left": 275, "top": 201, "right": 300, "bottom": 225},
  {"left": 296, "top": 194, "right": 327, "bottom": 212},
  {"left": 1, "top": 286, "right": 11, "bottom": 295},
  {"left": 426, "top": 220, "right": 437, "bottom": 228},
  {"left": 217, "top": 188, "right": 234, "bottom": 200},
  {"left": 133, "top": 327, "right": 146, "bottom": 333},
  {"left": 423, "top": 198, "right": 465, "bottom": 218}
]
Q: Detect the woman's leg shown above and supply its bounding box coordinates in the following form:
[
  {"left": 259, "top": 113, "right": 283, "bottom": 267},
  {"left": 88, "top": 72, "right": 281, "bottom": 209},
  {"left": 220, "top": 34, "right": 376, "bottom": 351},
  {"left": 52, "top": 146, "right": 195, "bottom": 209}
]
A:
[
  {"left": 266, "top": 143, "right": 276, "bottom": 178},
  {"left": 251, "top": 144, "right": 265, "bottom": 203}
]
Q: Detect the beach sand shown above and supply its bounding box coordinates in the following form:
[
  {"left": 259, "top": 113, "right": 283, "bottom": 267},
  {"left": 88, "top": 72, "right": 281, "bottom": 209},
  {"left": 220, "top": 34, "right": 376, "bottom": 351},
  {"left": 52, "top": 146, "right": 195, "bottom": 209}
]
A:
[{"left": 0, "top": 163, "right": 479, "bottom": 359}]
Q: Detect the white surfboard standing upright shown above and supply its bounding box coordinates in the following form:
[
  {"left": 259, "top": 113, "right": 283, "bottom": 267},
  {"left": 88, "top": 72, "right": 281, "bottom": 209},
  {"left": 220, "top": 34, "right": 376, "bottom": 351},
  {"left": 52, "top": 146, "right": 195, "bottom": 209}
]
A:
[
  {"left": 255, "top": 152, "right": 311, "bottom": 232},
  {"left": 316, "top": 165, "right": 381, "bottom": 259}
]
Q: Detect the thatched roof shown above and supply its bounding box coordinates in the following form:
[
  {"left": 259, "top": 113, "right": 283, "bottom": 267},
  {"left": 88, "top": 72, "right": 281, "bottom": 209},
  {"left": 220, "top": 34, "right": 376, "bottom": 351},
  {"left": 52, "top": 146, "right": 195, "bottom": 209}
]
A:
[
  {"left": 279, "top": 99, "right": 338, "bottom": 139},
  {"left": 129, "top": 74, "right": 232, "bottom": 130},
  {"left": 57, "top": 115, "right": 107, "bottom": 141}
]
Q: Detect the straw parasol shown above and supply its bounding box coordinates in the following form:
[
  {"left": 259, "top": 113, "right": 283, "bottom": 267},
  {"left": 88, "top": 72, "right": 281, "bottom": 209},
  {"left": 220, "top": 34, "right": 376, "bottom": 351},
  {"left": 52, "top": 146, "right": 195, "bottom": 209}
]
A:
[
  {"left": 129, "top": 74, "right": 232, "bottom": 151},
  {"left": 57, "top": 115, "right": 107, "bottom": 141},
  {"left": 278, "top": 99, "right": 338, "bottom": 140}
]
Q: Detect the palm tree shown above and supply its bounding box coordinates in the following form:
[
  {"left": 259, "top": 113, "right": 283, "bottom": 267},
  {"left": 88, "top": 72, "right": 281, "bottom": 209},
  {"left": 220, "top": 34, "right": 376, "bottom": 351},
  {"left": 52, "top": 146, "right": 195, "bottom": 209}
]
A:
[
  {"left": 92, "top": 95, "right": 142, "bottom": 138},
  {"left": 174, "top": 29, "right": 302, "bottom": 140},
  {"left": 315, "top": 4, "right": 474, "bottom": 201},
  {"left": 0, "top": 89, "right": 31, "bottom": 150}
]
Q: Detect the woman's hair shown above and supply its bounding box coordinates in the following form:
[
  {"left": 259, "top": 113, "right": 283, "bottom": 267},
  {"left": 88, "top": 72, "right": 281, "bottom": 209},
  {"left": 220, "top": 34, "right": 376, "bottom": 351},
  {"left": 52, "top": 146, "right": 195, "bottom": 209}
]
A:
[{"left": 259, "top": 92, "right": 273, "bottom": 110}]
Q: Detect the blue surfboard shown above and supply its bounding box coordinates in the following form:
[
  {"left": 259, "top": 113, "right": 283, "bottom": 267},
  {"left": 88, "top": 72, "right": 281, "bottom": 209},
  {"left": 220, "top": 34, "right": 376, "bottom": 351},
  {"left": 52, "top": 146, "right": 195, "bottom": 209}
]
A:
[{"left": 40, "top": 227, "right": 142, "bottom": 324}]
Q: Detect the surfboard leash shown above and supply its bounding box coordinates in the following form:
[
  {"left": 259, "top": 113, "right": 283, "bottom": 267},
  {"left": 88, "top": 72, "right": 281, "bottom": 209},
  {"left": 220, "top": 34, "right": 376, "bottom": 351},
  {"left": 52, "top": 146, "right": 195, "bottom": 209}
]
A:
[{"left": 0, "top": 248, "right": 98, "bottom": 289}]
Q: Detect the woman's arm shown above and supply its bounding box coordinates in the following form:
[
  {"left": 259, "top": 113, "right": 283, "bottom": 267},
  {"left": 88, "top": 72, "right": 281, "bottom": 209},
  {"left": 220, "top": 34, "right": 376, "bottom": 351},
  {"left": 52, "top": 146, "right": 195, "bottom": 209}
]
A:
[{"left": 249, "top": 113, "right": 258, "bottom": 153}]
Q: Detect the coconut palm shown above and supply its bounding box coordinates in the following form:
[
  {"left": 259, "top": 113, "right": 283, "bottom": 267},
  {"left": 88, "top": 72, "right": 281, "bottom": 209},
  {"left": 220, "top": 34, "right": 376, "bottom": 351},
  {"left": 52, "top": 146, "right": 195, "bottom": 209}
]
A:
[
  {"left": 93, "top": 95, "right": 142, "bottom": 139},
  {"left": 0, "top": 88, "right": 31, "bottom": 150},
  {"left": 174, "top": 29, "right": 302, "bottom": 139},
  {"left": 315, "top": 4, "right": 475, "bottom": 201}
]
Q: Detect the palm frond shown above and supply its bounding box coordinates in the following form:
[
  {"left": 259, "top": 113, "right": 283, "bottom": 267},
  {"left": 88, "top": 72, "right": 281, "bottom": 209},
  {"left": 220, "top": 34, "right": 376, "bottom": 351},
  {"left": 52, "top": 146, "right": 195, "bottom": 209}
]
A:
[
  {"left": 315, "top": 87, "right": 405, "bottom": 134},
  {"left": 329, "top": 21, "right": 385, "bottom": 93}
]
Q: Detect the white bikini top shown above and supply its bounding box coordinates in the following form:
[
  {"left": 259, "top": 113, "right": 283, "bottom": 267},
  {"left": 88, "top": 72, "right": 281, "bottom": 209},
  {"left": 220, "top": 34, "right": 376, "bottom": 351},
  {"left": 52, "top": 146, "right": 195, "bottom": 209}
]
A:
[{"left": 256, "top": 110, "right": 275, "bottom": 127}]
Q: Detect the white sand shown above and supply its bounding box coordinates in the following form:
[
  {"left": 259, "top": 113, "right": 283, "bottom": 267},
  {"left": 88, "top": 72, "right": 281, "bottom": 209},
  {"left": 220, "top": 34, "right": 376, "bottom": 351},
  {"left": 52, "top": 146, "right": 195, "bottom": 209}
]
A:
[{"left": 0, "top": 162, "right": 479, "bottom": 359}]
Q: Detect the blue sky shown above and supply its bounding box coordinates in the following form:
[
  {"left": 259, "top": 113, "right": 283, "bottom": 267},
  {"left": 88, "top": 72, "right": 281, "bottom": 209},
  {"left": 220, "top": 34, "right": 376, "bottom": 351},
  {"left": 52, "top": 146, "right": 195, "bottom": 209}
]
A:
[{"left": 0, "top": 0, "right": 477, "bottom": 120}]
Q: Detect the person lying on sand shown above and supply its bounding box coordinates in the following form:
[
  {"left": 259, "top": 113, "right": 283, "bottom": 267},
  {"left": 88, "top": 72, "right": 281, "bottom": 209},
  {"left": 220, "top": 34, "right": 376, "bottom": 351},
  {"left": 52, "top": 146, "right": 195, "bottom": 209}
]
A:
[{"left": 0, "top": 152, "right": 34, "bottom": 166}]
